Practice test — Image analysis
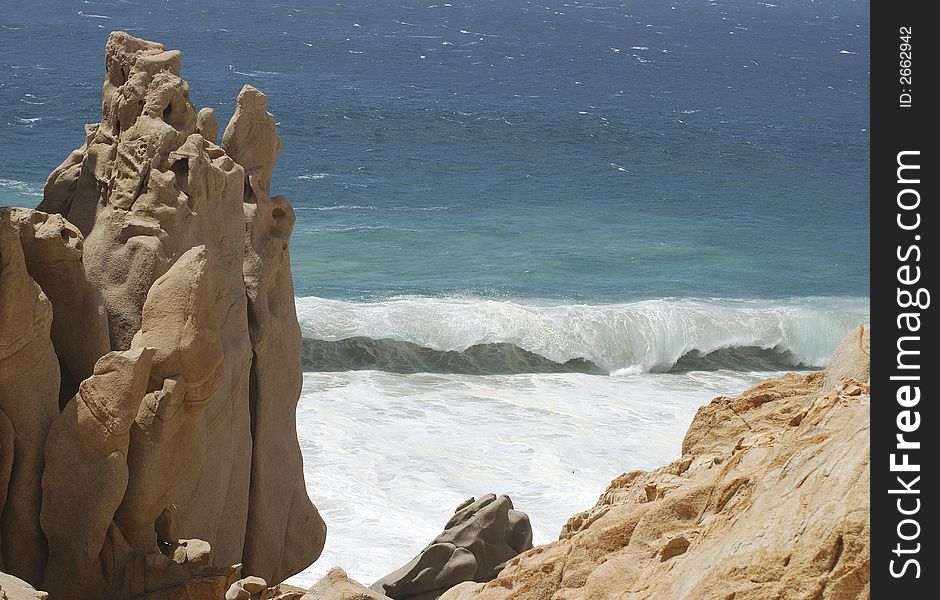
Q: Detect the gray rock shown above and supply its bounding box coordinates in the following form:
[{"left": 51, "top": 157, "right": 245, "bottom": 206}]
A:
[{"left": 371, "top": 495, "right": 533, "bottom": 600}]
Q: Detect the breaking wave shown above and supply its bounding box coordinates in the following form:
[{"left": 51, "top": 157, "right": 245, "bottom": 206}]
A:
[{"left": 295, "top": 296, "right": 869, "bottom": 375}]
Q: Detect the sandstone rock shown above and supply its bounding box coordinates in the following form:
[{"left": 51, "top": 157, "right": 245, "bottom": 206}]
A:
[
  {"left": 0, "top": 215, "right": 60, "bottom": 584},
  {"left": 225, "top": 575, "right": 268, "bottom": 600},
  {"left": 226, "top": 85, "right": 326, "bottom": 582},
  {"left": 372, "top": 495, "right": 532, "bottom": 600},
  {"left": 440, "top": 328, "right": 870, "bottom": 600},
  {"left": 0, "top": 30, "right": 323, "bottom": 597},
  {"left": 0, "top": 571, "right": 48, "bottom": 600},
  {"left": 115, "top": 245, "right": 219, "bottom": 555},
  {"left": 0, "top": 207, "right": 110, "bottom": 405},
  {"left": 269, "top": 584, "right": 309, "bottom": 600},
  {"left": 65, "top": 31, "right": 315, "bottom": 577},
  {"left": 40, "top": 348, "right": 155, "bottom": 600},
  {"left": 824, "top": 323, "right": 870, "bottom": 390},
  {"left": 131, "top": 564, "right": 242, "bottom": 600},
  {"left": 196, "top": 108, "right": 219, "bottom": 145},
  {"left": 222, "top": 85, "right": 280, "bottom": 193},
  {"left": 304, "top": 568, "right": 389, "bottom": 600},
  {"left": 221, "top": 575, "right": 309, "bottom": 600},
  {"left": 40, "top": 31, "right": 241, "bottom": 352}
]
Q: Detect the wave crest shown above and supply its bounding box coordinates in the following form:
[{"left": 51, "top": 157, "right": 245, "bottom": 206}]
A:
[{"left": 295, "top": 296, "right": 869, "bottom": 375}]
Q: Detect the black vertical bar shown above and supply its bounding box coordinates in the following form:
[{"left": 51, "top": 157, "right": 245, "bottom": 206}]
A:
[{"left": 871, "top": 0, "right": 935, "bottom": 596}]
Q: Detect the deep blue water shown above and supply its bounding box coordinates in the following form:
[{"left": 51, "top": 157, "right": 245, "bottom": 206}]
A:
[{"left": 1, "top": 0, "right": 869, "bottom": 302}]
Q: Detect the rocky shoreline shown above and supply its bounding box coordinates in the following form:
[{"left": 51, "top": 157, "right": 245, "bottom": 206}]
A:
[{"left": 1, "top": 34, "right": 870, "bottom": 600}]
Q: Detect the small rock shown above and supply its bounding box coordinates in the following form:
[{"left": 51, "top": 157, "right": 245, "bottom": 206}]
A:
[{"left": 226, "top": 575, "right": 269, "bottom": 600}]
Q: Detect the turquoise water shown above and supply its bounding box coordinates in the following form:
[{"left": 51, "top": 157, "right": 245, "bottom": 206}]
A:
[
  {"left": 1, "top": 0, "right": 870, "bottom": 585},
  {"left": 2, "top": 0, "right": 869, "bottom": 302}
]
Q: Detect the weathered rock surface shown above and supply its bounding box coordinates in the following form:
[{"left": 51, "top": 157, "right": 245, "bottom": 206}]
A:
[
  {"left": 0, "top": 571, "right": 47, "bottom": 600},
  {"left": 226, "top": 86, "right": 323, "bottom": 585},
  {"left": 0, "top": 213, "right": 60, "bottom": 584},
  {"left": 0, "top": 207, "right": 110, "bottom": 406},
  {"left": 41, "top": 347, "right": 155, "bottom": 599},
  {"left": 824, "top": 323, "right": 870, "bottom": 390},
  {"left": 372, "top": 495, "right": 533, "bottom": 600},
  {"left": 440, "top": 328, "right": 871, "bottom": 600},
  {"left": 0, "top": 26, "right": 873, "bottom": 600},
  {"left": 306, "top": 568, "right": 389, "bottom": 600},
  {"left": 223, "top": 575, "right": 307, "bottom": 600},
  {"left": 1, "top": 31, "right": 323, "bottom": 598}
]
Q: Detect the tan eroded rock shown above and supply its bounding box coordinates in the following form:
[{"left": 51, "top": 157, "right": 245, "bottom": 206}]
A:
[
  {"left": 0, "top": 207, "right": 110, "bottom": 405},
  {"left": 225, "top": 85, "right": 326, "bottom": 583},
  {"left": 196, "top": 108, "right": 219, "bottom": 145},
  {"left": 221, "top": 85, "right": 280, "bottom": 193},
  {"left": 40, "top": 32, "right": 235, "bottom": 352},
  {"left": 25, "top": 31, "right": 323, "bottom": 593},
  {"left": 0, "top": 215, "right": 60, "bottom": 584},
  {"left": 824, "top": 323, "right": 870, "bottom": 390},
  {"left": 40, "top": 348, "right": 154, "bottom": 599},
  {"left": 303, "top": 568, "right": 390, "bottom": 600},
  {"left": 114, "top": 245, "right": 221, "bottom": 563},
  {"left": 130, "top": 564, "right": 242, "bottom": 600}
]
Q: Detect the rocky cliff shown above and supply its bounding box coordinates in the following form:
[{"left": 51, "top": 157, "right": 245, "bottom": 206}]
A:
[
  {"left": 1, "top": 32, "right": 324, "bottom": 599},
  {"left": 437, "top": 325, "right": 871, "bottom": 600}
]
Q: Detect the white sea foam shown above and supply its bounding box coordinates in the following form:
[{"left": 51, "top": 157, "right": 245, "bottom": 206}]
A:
[
  {"left": 77, "top": 11, "right": 112, "bottom": 19},
  {"left": 288, "top": 367, "right": 779, "bottom": 587},
  {"left": 299, "top": 204, "right": 375, "bottom": 211}
]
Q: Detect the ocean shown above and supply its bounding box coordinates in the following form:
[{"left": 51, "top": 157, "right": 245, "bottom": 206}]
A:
[{"left": 1, "top": 0, "right": 869, "bottom": 588}]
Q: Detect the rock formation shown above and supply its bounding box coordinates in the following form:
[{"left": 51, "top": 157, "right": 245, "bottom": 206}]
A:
[
  {"left": 0, "top": 214, "right": 60, "bottom": 588},
  {"left": 306, "top": 569, "right": 389, "bottom": 600},
  {"left": 0, "top": 208, "right": 110, "bottom": 406},
  {"left": 0, "top": 571, "right": 47, "bottom": 600},
  {"left": 0, "top": 31, "right": 324, "bottom": 598},
  {"left": 226, "top": 86, "right": 324, "bottom": 585},
  {"left": 824, "top": 323, "right": 870, "bottom": 390},
  {"left": 371, "top": 495, "right": 533, "bottom": 600},
  {"left": 439, "top": 326, "right": 871, "bottom": 600}
]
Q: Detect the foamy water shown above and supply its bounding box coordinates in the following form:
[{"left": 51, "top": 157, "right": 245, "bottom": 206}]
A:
[
  {"left": 284, "top": 294, "right": 867, "bottom": 587},
  {"left": 291, "top": 367, "right": 788, "bottom": 587}
]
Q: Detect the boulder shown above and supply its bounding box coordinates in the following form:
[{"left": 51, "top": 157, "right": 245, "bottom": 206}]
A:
[
  {"left": 372, "top": 495, "right": 532, "bottom": 600},
  {"left": 304, "top": 568, "right": 389, "bottom": 600}
]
